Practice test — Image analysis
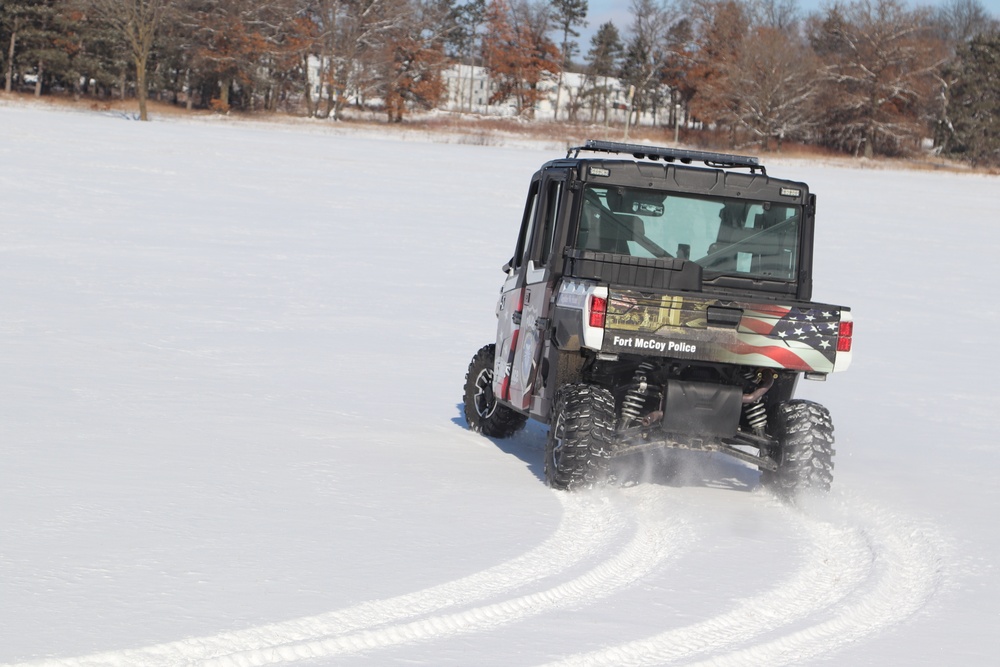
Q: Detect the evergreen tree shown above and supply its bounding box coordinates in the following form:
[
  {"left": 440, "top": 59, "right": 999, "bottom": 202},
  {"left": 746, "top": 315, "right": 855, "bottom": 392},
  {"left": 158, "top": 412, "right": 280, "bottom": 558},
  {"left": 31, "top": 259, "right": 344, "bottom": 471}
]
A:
[
  {"left": 452, "top": 0, "right": 486, "bottom": 111},
  {"left": 3, "top": 0, "right": 61, "bottom": 95},
  {"left": 583, "top": 20, "right": 621, "bottom": 122},
  {"left": 449, "top": 0, "right": 482, "bottom": 62},
  {"left": 659, "top": 17, "right": 694, "bottom": 132},
  {"left": 2, "top": 1, "right": 40, "bottom": 92},
  {"left": 944, "top": 30, "right": 1000, "bottom": 166},
  {"left": 586, "top": 20, "right": 620, "bottom": 77},
  {"left": 549, "top": 0, "right": 586, "bottom": 119}
]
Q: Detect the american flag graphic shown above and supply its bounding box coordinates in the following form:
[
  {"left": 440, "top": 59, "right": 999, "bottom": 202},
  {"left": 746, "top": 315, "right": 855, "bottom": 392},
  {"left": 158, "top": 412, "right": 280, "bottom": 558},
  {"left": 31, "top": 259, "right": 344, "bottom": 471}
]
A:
[{"left": 730, "top": 305, "right": 841, "bottom": 372}]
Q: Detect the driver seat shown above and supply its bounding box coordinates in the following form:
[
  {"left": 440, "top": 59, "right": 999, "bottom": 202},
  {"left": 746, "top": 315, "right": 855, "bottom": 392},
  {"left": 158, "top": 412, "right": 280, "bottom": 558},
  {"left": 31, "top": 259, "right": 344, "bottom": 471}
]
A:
[{"left": 596, "top": 214, "right": 643, "bottom": 254}]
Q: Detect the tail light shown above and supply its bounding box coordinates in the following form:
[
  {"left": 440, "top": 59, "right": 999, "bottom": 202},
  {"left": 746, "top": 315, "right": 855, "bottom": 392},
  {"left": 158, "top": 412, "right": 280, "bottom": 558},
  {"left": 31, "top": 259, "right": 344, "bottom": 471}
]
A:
[
  {"left": 589, "top": 295, "right": 607, "bottom": 328},
  {"left": 837, "top": 320, "right": 853, "bottom": 352}
]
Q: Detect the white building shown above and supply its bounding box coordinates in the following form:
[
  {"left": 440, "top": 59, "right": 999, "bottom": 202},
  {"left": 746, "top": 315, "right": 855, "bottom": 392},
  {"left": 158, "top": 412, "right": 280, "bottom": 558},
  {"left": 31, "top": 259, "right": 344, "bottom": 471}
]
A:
[
  {"left": 440, "top": 63, "right": 675, "bottom": 128},
  {"left": 304, "top": 56, "right": 676, "bottom": 127}
]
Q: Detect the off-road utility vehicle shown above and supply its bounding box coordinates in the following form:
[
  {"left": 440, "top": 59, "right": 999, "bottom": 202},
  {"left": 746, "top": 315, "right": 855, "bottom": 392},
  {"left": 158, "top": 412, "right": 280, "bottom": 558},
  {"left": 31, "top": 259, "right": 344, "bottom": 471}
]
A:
[{"left": 463, "top": 140, "right": 853, "bottom": 493}]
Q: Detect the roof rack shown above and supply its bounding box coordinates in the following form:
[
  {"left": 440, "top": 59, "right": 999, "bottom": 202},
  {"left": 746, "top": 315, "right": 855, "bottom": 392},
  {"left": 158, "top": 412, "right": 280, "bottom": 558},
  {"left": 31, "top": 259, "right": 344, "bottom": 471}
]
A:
[{"left": 567, "top": 140, "right": 765, "bottom": 174}]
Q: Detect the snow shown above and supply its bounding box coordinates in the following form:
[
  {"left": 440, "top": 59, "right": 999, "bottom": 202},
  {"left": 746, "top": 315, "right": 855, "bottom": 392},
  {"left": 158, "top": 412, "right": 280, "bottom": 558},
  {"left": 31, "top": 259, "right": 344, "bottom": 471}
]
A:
[{"left": 1, "top": 103, "right": 998, "bottom": 666}]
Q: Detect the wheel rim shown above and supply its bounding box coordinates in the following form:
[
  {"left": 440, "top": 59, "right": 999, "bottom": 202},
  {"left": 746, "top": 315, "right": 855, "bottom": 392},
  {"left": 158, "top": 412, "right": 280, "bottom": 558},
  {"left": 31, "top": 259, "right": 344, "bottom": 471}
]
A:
[{"left": 473, "top": 368, "right": 498, "bottom": 419}]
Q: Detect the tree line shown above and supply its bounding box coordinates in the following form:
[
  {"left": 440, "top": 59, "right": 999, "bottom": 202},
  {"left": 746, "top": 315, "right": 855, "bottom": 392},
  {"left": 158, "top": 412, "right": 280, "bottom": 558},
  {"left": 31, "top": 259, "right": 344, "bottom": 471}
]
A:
[{"left": 1, "top": 0, "right": 998, "bottom": 164}]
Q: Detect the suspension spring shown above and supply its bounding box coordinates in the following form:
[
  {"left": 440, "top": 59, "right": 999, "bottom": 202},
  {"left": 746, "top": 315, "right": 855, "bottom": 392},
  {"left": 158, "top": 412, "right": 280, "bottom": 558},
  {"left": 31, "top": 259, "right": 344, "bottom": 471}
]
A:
[
  {"left": 744, "top": 401, "right": 767, "bottom": 435},
  {"left": 621, "top": 362, "right": 656, "bottom": 424}
]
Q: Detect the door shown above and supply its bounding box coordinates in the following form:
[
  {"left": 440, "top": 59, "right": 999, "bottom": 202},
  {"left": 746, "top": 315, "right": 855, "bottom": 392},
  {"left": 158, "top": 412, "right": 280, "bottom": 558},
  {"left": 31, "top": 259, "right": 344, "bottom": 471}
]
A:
[
  {"left": 494, "top": 180, "right": 538, "bottom": 405},
  {"left": 495, "top": 174, "right": 565, "bottom": 411}
]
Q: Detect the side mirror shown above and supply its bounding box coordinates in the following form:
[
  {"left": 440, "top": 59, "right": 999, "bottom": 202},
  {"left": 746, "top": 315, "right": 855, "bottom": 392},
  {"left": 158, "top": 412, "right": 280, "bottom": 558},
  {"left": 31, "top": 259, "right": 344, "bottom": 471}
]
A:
[{"left": 502, "top": 258, "right": 514, "bottom": 274}]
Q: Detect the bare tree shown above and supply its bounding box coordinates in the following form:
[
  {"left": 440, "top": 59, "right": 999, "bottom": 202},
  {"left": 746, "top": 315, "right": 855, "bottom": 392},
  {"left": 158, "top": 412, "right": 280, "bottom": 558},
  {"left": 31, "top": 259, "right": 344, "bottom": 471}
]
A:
[
  {"left": 686, "top": 1, "right": 819, "bottom": 150},
  {"left": 747, "top": 0, "right": 800, "bottom": 33},
  {"left": 687, "top": 0, "right": 751, "bottom": 144},
  {"left": 810, "top": 0, "right": 947, "bottom": 157},
  {"left": 306, "top": 0, "right": 409, "bottom": 119},
  {"left": 377, "top": 0, "right": 451, "bottom": 121},
  {"left": 931, "top": 0, "right": 998, "bottom": 44},
  {"left": 89, "top": 0, "right": 167, "bottom": 120},
  {"left": 619, "top": 0, "right": 681, "bottom": 126},
  {"left": 483, "top": 0, "right": 559, "bottom": 117},
  {"left": 727, "top": 26, "right": 821, "bottom": 149}
]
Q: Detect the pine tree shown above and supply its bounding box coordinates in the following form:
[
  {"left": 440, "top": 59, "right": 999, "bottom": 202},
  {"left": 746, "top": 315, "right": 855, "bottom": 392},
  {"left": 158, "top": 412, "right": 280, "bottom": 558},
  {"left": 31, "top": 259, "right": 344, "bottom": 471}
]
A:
[
  {"left": 583, "top": 20, "right": 621, "bottom": 122},
  {"left": 944, "top": 30, "right": 1000, "bottom": 166},
  {"left": 1, "top": 2, "right": 38, "bottom": 92},
  {"left": 550, "top": 0, "right": 587, "bottom": 120},
  {"left": 3, "top": 0, "right": 61, "bottom": 95},
  {"left": 451, "top": 0, "right": 486, "bottom": 111}
]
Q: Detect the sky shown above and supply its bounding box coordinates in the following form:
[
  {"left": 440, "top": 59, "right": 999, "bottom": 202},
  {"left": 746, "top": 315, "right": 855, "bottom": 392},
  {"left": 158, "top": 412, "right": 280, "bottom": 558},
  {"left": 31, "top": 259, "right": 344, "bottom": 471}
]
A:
[{"left": 582, "top": 0, "right": 1000, "bottom": 43}]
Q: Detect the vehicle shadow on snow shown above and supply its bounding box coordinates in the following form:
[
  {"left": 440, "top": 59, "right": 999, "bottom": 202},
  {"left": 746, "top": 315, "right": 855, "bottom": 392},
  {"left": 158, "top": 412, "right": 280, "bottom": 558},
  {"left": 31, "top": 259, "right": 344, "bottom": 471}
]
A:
[
  {"left": 452, "top": 404, "right": 759, "bottom": 492},
  {"left": 451, "top": 404, "right": 548, "bottom": 482}
]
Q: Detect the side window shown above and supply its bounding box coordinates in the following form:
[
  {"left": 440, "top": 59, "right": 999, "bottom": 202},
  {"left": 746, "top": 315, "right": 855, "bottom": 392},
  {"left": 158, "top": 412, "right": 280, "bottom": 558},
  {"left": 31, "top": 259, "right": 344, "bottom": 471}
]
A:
[
  {"left": 533, "top": 179, "right": 563, "bottom": 267},
  {"left": 514, "top": 181, "right": 540, "bottom": 269}
]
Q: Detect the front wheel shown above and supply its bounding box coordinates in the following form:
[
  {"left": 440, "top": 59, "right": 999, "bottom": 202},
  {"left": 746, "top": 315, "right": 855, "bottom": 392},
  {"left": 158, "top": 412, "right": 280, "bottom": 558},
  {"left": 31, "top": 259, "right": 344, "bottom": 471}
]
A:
[
  {"left": 544, "top": 383, "right": 616, "bottom": 490},
  {"left": 760, "top": 400, "right": 835, "bottom": 495},
  {"left": 463, "top": 344, "right": 527, "bottom": 438}
]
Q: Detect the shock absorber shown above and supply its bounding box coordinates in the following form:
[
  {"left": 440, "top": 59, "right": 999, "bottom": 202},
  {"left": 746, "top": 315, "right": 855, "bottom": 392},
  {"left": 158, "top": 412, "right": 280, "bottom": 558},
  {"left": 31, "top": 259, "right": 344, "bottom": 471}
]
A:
[
  {"left": 744, "top": 401, "right": 768, "bottom": 436},
  {"left": 741, "top": 369, "right": 774, "bottom": 436},
  {"left": 621, "top": 362, "right": 656, "bottom": 426}
]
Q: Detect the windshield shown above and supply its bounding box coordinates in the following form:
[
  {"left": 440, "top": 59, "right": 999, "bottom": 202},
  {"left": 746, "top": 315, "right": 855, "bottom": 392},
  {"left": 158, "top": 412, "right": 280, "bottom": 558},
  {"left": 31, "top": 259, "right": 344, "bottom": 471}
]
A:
[{"left": 578, "top": 185, "right": 801, "bottom": 281}]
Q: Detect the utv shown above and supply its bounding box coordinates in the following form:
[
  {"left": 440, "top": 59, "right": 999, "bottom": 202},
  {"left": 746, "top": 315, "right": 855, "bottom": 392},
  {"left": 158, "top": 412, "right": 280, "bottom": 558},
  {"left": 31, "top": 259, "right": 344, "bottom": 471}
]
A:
[{"left": 462, "top": 140, "right": 853, "bottom": 494}]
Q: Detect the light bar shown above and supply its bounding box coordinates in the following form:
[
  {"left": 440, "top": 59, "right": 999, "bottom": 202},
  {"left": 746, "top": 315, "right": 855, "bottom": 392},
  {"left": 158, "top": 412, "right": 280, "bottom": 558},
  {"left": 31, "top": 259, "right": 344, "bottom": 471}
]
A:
[{"left": 568, "top": 140, "right": 764, "bottom": 173}]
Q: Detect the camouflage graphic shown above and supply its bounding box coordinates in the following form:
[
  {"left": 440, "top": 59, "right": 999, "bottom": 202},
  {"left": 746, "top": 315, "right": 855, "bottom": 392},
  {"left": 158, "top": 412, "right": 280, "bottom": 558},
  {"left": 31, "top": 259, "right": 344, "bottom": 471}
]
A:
[{"left": 604, "top": 289, "right": 845, "bottom": 373}]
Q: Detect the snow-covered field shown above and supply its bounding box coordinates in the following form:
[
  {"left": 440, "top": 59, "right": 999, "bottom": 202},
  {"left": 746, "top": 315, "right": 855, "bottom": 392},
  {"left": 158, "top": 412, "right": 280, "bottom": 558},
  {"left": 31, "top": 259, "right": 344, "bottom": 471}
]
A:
[{"left": 1, "top": 104, "right": 997, "bottom": 666}]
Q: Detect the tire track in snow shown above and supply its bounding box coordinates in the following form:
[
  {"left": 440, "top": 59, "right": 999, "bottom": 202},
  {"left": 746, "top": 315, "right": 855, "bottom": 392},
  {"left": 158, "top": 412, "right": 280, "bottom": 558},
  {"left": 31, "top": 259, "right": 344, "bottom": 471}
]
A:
[
  {"left": 541, "top": 493, "right": 946, "bottom": 667},
  {"left": 686, "top": 497, "right": 947, "bottom": 667},
  {"left": 9, "top": 493, "right": 689, "bottom": 667},
  {"left": 8, "top": 494, "right": 620, "bottom": 667},
  {"left": 192, "top": 499, "right": 695, "bottom": 666}
]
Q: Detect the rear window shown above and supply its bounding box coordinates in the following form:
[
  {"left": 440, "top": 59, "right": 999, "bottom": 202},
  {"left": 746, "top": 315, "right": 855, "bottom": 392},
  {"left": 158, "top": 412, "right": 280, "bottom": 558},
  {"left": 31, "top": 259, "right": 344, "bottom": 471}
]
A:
[{"left": 578, "top": 185, "right": 801, "bottom": 281}]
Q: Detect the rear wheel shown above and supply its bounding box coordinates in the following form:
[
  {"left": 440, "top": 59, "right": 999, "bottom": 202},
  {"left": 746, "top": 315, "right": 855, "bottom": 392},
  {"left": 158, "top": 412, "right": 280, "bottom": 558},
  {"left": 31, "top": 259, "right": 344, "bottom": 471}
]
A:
[
  {"left": 761, "top": 400, "right": 835, "bottom": 495},
  {"left": 544, "top": 383, "right": 616, "bottom": 490},
  {"left": 463, "top": 344, "right": 527, "bottom": 438}
]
